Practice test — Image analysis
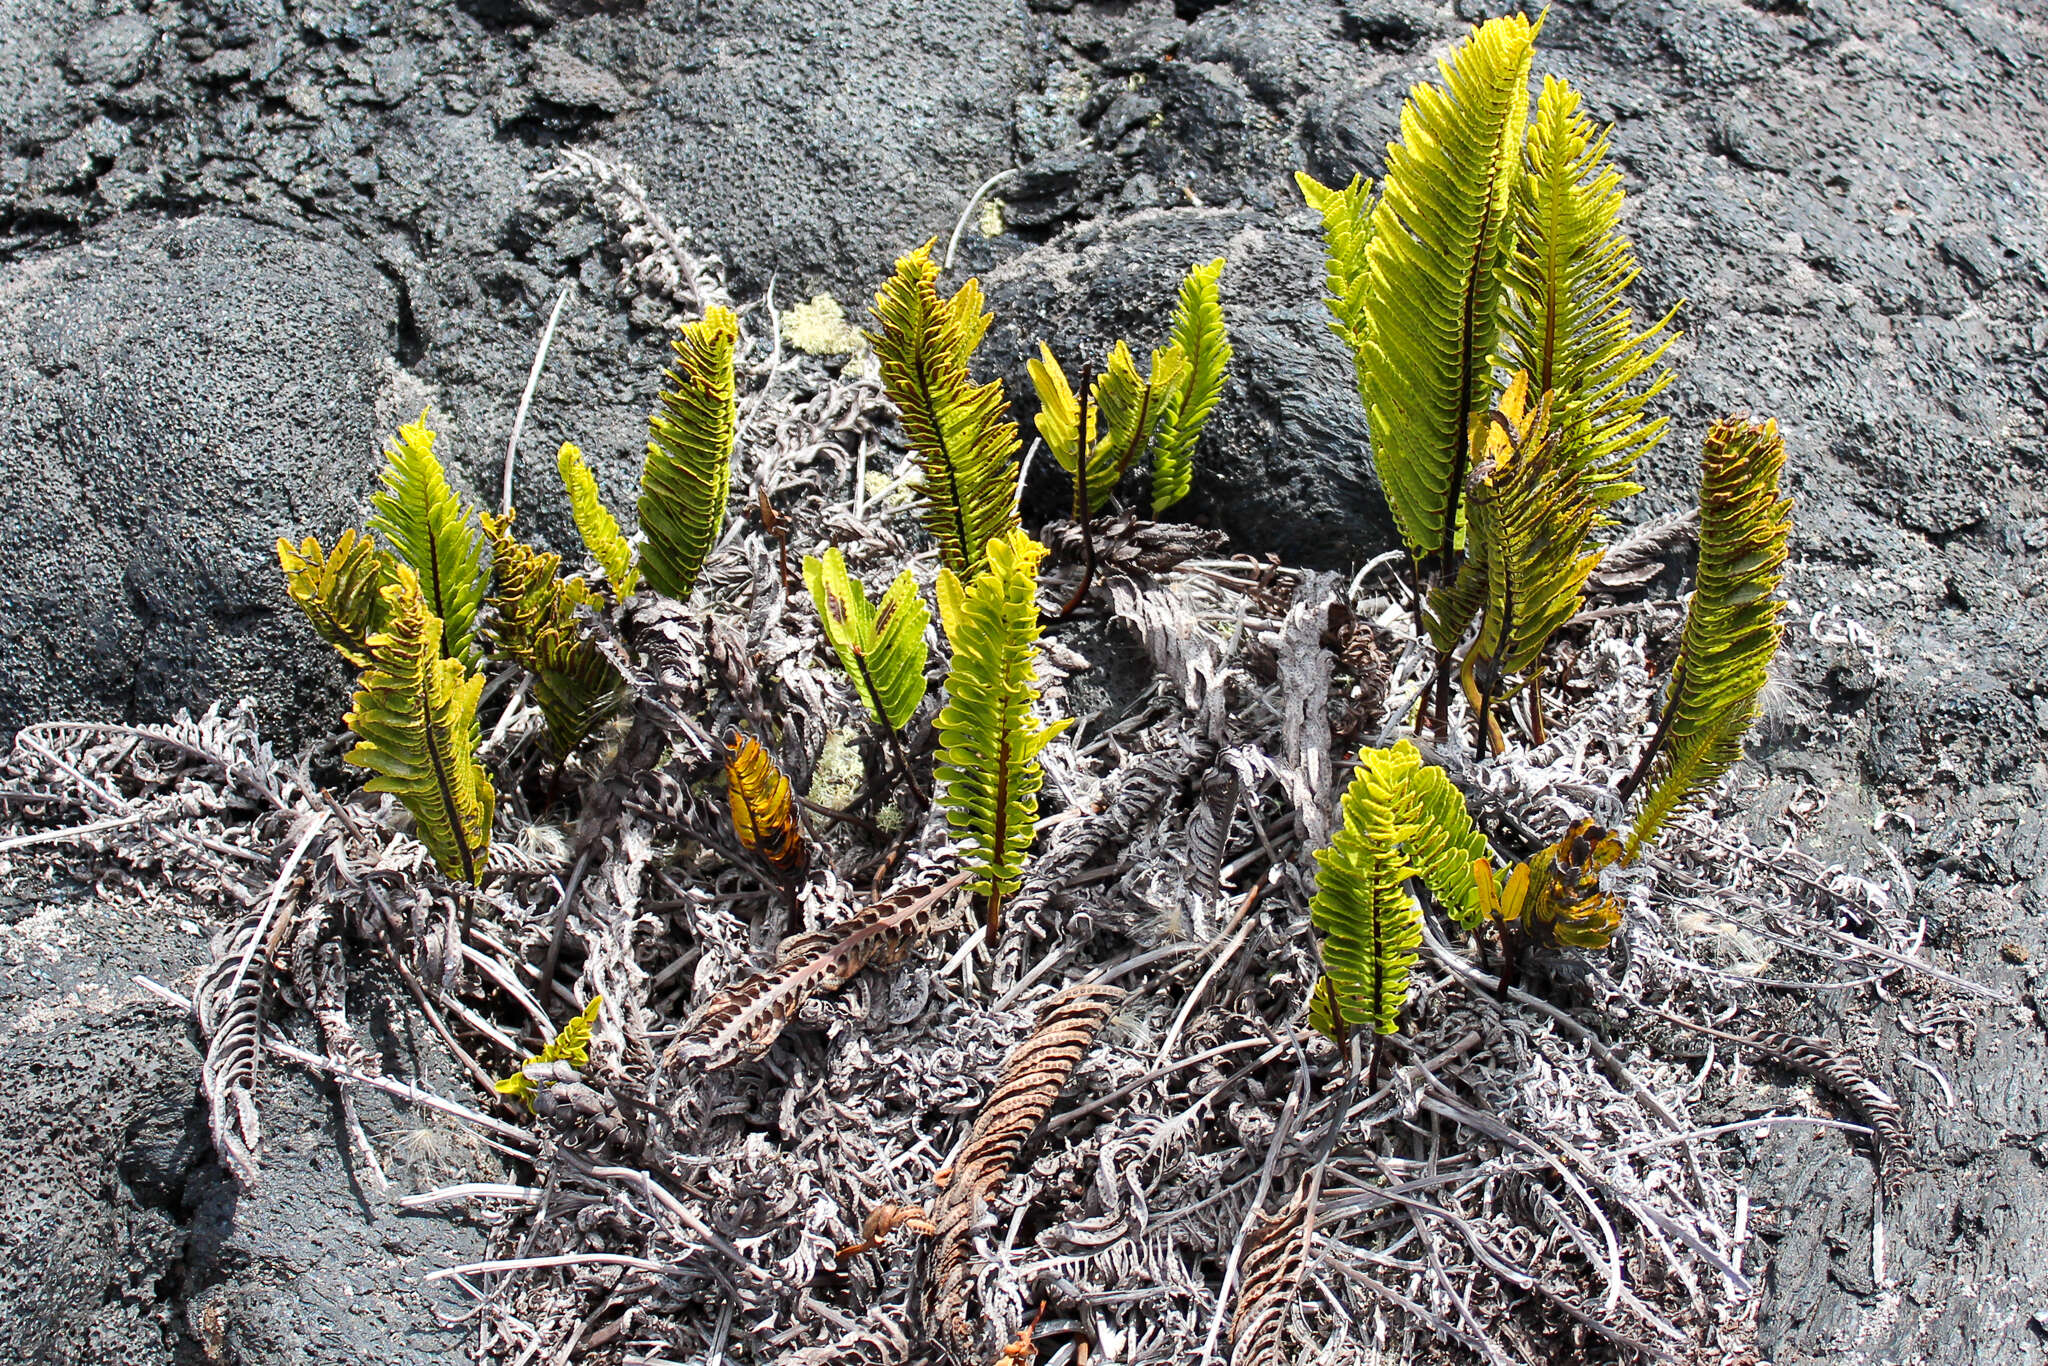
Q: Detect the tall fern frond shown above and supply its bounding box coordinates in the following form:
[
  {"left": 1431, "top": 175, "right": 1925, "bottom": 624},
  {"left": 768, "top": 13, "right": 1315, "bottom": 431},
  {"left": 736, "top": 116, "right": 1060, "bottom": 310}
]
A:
[
  {"left": 1296, "top": 171, "right": 1376, "bottom": 396},
  {"left": 1504, "top": 75, "right": 1678, "bottom": 507},
  {"left": 1461, "top": 373, "right": 1604, "bottom": 684},
  {"left": 1309, "top": 739, "right": 1493, "bottom": 1039},
  {"left": 1357, "top": 13, "right": 1538, "bottom": 563},
  {"left": 278, "top": 528, "right": 394, "bottom": 669},
  {"left": 1152, "top": 258, "right": 1233, "bottom": 515},
  {"left": 725, "top": 731, "right": 807, "bottom": 880},
  {"left": 557, "top": 442, "right": 640, "bottom": 596},
  {"left": 344, "top": 564, "right": 495, "bottom": 884},
  {"left": 1627, "top": 418, "right": 1792, "bottom": 856},
  {"left": 803, "top": 548, "right": 930, "bottom": 732},
  {"left": 934, "top": 530, "right": 1072, "bottom": 937},
  {"left": 368, "top": 414, "right": 487, "bottom": 666},
  {"left": 640, "top": 305, "right": 739, "bottom": 599},
  {"left": 868, "top": 243, "right": 1021, "bottom": 578},
  {"left": 477, "top": 511, "right": 621, "bottom": 759}
]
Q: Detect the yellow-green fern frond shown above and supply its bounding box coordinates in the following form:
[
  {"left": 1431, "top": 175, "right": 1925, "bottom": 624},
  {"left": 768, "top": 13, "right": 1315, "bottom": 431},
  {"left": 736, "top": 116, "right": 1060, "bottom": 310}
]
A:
[
  {"left": 933, "top": 530, "right": 1072, "bottom": 936},
  {"left": 557, "top": 442, "right": 639, "bottom": 596},
  {"left": 1152, "top": 258, "right": 1232, "bottom": 515},
  {"left": 1309, "top": 739, "right": 1494, "bottom": 1040},
  {"left": 804, "top": 547, "right": 930, "bottom": 732},
  {"left": 477, "top": 512, "right": 622, "bottom": 759},
  {"left": 494, "top": 995, "right": 603, "bottom": 1109},
  {"left": 1092, "top": 341, "right": 1186, "bottom": 516},
  {"left": 1627, "top": 418, "right": 1792, "bottom": 856},
  {"left": 640, "top": 306, "right": 739, "bottom": 599},
  {"left": 278, "top": 528, "right": 394, "bottom": 669},
  {"left": 368, "top": 413, "right": 487, "bottom": 666},
  {"left": 1296, "top": 172, "right": 1376, "bottom": 394},
  {"left": 725, "top": 731, "right": 807, "bottom": 879},
  {"left": 868, "top": 243, "right": 1021, "bottom": 578},
  {"left": 1358, "top": 14, "right": 1538, "bottom": 563},
  {"left": 1461, "top": 373, "right": 1604, "bottom": 683},
  {"left": 344, "top": 564, "right": 495, "bottom": 884},
  {"left": 1505, "top": 75, "right": 1677, "bottom": 507}
]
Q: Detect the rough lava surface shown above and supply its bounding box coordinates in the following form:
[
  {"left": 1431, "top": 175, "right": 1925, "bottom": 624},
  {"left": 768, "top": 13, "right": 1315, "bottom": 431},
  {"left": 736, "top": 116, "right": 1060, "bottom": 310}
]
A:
[{"left": 1, "top": 0, "right": 2045, "bottom": 1361}]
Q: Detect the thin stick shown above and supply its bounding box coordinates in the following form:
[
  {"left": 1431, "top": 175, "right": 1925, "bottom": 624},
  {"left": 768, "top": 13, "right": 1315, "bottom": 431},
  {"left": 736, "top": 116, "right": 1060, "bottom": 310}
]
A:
[
  {"left": 539, "top": 847, "right": 596, "bottom": 1029},
  {"left": 424, "top": 1253, "right": 674, "bottom": 1284},
  {"left": 225, "top": 813, "right": 328, "bottom": 1005},
  {"left": 503, "top": 287, "right": 573, "bottom": 515},
  {"left": 943, "top": 167, "right": 1018, "bottom": 270}
]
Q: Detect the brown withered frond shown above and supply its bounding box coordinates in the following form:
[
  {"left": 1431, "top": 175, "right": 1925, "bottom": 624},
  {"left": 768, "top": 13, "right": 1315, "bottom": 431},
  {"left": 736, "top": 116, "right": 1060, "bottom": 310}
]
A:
[
  {"left": 725, "top": 731, "right": 806, "bottom": 880},
  {"left": 1752, "top": 1030, "right": 1910, "bottom": 1198},
  {"left": 833, "top": 1202, "right": 937, "bottom": 1261},
  {"left": 924, "top": 982, "right": 1124, "bottom": 1356},
  {"left": 1230, "top": 1187, "right": 1315, "bottom": 1366}
]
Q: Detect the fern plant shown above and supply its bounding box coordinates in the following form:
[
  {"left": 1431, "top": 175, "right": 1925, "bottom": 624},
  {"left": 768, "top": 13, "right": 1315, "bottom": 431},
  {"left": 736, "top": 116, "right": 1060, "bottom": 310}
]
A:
[
  {"left": 804, "top": 548, "right": 930, "bottom": 733},
  {"left": 640, "top": 305, "right": 740, "bottom": 599},
  {"left": 557, "top": 442, "right": 640, "bottom": 597},
  {"left": 1623, "top": 418, "right": 1792, "bottom": 855},
  {"left": 725, "top": 731, "right": 808, "bottom": 884},
  {"left": 1029, "top": 341, "right": 1187, "bottom": 519},
  {"left": 368, "top": 414, "right": 489, "bottom": 667},
  {"left": 344, "top": 563, "right": 496, "bottom": 884},
  {"left": 1152, "top": 257, "right": 1233, "bottom": 516},
  {"left": 933, "top": 529, "right": 1071, "bottom": 938},
  {"left": 868, "top": 243, "right": 1021, "bottom": 579},
  {"left": 495, "top": 994, "right": 603, "bottom": 1108},
  {"left": 477, "top": 511, "right": 622, "bottom": 759},
  {"left": 1477, "top": 819, "right": 1625, "bottom": 956}
]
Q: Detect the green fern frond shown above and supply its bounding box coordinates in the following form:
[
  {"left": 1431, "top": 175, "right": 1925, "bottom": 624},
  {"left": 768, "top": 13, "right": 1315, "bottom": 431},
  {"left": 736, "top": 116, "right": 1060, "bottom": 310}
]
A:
[
  {"left": 1462, "top": 373, "right": 1604, "bottom": 682},
  {"left": 368, "top": 413, "right": 487, "bottom": 667},
  {"left": 344, "top": 564, "right": 495, "bottom": 884},
  {"left": 934, "top": 530, "right": 1072, "bottom": 937},
  {"left": 478, "top": 511, "right": 622, "bottom": 759},
  {"left": 1627, "top": 417, "right": 1792, "bottom": 856},
  {"left": 1296, "top": 171, "right": 1377, "bottom": 397},
  {"left": 494, "top": 995, "right": 603, "bottom": 1109},
  {"left": 1357, "top": 13, "right": 1538, "bottom": 563},
  {"left": 1151, "top": 258, "right": 1232, "bottom": 515},
  {"left": 1309, "top": 739, "right": 1493, "bottom": 1040},
  {"left": 557, "top": 442, "right": 639, "bottom": 597},
  {"left": 1505, "top": 75, "right": 1678, "bottom": 507},
  {"left": 278, "top": 528, "right": 394, "bottom": 669},
  {"left": 804, "top": 547, "right": 931, "bottom": 731},
  {"left": 1032, "top": 342, "right": 1187, "bottom": 519},
  {"left": 868, "top": 243, "right": 1021, "bottom": 578},
  {"left": 640, "top": 305, "right": 739, "bottom": 599}
]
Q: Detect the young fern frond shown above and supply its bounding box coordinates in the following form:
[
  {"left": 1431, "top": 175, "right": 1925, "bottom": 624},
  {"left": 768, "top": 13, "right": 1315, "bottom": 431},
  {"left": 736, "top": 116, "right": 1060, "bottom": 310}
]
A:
[
  {"left": 640, "top": 305, "right": 739, "bottom": 599},
  {"left": 803, "top": 547, "right": 930, "bottom": 732},
  {"left": 1355, "top": 14, "right": 1538, "bottom": 565},
  {"left": 1295, "top": 171, "right": 1376, "bottom": 400},
  {"left": 344, "top": 564, "right": 495, "bottom": 884},
  {"left": 556, "top": 442, "right": 639, "bottom": 596},
  {"left": 868, "top": 243, "right": 1021, "bottom": 578},
  {"left": 278, "top": 528, "right": 394, "bottom": 669},
  {"left": 494, "top": 994, "right": 603, "bottom": 1109},
  {"left": 1032, "top": 342, "right": 1187, "bottom": 518},
  {"left": 477, "top": 511, "right": 621, "bottom": 760},
  {"left": 1505, "top": 75, "right": 1678, "bottom": 507},
  {"left": 1152, "top": 258, "right": 1232, "bottom": 515},
  {"left": 725, "top": 731, "right": 807, "bottom": 880},
  {"left": 1626, "top": 418, "right": 1792, "bottom": 855},
  {"left": 934, "top": 530, "right": 1071, "bottom": 938},
  {"left": 1309, "top": 740, "right": 1493, "bottom": 1041},
  {"left": 368, "top": 414, "right": 487, "bottom": 667}
]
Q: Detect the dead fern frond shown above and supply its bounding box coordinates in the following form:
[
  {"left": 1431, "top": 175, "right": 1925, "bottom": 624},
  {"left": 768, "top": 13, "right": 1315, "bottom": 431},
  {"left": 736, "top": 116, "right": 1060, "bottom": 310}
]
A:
[
  {"left": 1229, "top": 1189, "right": 1315, "bottom": 1366},
  {"left": 1752, "top": 1030, "right": 1910, "bottom": 1198},
  {"left": 724, "top": 731, "right": 807, "bottom": 881}
]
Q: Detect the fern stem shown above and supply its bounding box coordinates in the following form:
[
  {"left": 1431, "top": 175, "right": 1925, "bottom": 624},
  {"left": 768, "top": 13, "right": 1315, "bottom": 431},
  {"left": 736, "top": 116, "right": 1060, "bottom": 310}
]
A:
[{"left": 1058, "top": 366, "right": 1098, "bottom": 620}]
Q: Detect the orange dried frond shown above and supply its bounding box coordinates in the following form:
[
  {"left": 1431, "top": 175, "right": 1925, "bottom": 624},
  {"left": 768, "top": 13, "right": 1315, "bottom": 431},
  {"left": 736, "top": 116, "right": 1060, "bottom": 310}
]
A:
[{"left": 724, "top": 731, "right": 806, "bottom": 878}]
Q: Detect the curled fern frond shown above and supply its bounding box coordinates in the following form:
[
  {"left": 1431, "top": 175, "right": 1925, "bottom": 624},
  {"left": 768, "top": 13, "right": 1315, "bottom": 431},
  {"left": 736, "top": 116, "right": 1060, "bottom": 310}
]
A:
[
  {"left": 934, "top": 530, "right": 1072, "bottom": 937},
  {"left": 1309, "top": 739, "right": 1493, "bottom": 1039},
  {"left": 868, "top": 242, "right": 1021, "bottom": 578},
  {"left": 368, "top": 413, "right": 487, "bottom": 666},
  {"left": 803, "top": 547, "right": 930, "bottom": 731},
  {"left": 478, "top": 511, "right": 621, "bottom": 759},
  {"left": 725, "top": 731, "right": 807, "bottom": 880},
  {"left": 277, "top": 528, "right": 394, "bottom": 669},
  {"left": 1627, "top": 418, "right": 1792, "bottom": 855},
  {"left": 640, "top": 305, "right": 739, "bottom": 599},
  {"left": 494, "top": 995, "right": 603, "bottom": 1109},
  {"left": 1488, "top": 819, "right": 1624, "bottom": 950},
  {"left": 556, "top": 442, "right": 640, "bottom": 596},
  {"left": 344, "top": 564, "right": 495, "bottom": 884},
  {"left": 1152, "top": 257, "right": 1233, "bottom": 516},
  {"left": 1356, "top": 14, "right": 1538, "bottom": 563},
  {"left": 1505, "top": 75, "right": 1678, "bottom": 508}
]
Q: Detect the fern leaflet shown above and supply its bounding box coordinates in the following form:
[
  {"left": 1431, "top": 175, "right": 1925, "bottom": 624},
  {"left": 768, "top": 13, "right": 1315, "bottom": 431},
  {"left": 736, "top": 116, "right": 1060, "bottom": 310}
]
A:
[
  {"left": 1152, "top": 257, "right": 1233, "bottom": 515},
  {"left": 803, "top": 547, "right": 930, "bottom": 731},
  {"left": 557, "top": 442, "right": 640, "bottom": 596},
  {"left": 725, "top": 731, "right": 807, "bottom": 880},
  {"left": 278, "top": 528, "right": 394, "bottom": 669},
  {"left": 494, "top": 995, "right": 603, "bottom": 1109},
  {"left": 368, "top": 413, "right": 487, "bottom": 666},
  {"left": 478, "top": 511, "right": 621, "bottom": 759},
  {"left": 1030, "top": 342, "right": 1187, "bottom": 518},
  {"left": 640, "top": 306, "right": 739, "bottom": 599}
]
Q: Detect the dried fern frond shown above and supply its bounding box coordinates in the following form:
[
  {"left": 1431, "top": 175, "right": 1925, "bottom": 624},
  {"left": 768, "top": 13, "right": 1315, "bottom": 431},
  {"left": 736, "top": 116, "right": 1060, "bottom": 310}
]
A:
[
  {"left": 1627, "top": 417, "right": 1792, "bottom": 856},
  {"left": 934, "top": 530, "right": 1072, "bottom": 937},
  {"left": 725, "top": 731, "right": 806, "bottom": 880},
  {"left": 640, "top": 305, "right": 739, "bottom": 599},
  {"left": 368, "top": 413, "right": 488, "bottom": 666},
  {"left": 494, "top": 995, "right": 603, "bottom": 1110},
  {"left": 1310, "top": 739, "right": 1492, "bottom": 1039},
  {"left": 924, "top": 983, "right": 1124, "bottom": 1356},
  {"left": 1752, "top": 1030, "right": 1910, "bottom": 1196},
  {"left": 477, "top": 511, "right": 621, "bottom": 759},
  {"left": 1230, "top": 1189, "right": 1314, "bottom": 1366},
  {"left": 867, "top": 242, "right": 1021, "bottom": 578},
  {"left": 803, "top": 547, "right": 930, "bottom": 732},
  {"left": 1505, "top": 75, "right": 1678, "bottom": 507},
  {"left": 556, "top": 441, "right": 640, "bottom": 596},
  {"left": 343, "top": 563, "right": 495, "bottom": 884},
  {"left": 277, "top": 528, "right": 394, "bottom": 669},
  {"left": 1152, "top": 256, "right": 1233, "bottom": 516},
  {"left": 1354, "top": 14, "right": 1538, "bottom": 563}
]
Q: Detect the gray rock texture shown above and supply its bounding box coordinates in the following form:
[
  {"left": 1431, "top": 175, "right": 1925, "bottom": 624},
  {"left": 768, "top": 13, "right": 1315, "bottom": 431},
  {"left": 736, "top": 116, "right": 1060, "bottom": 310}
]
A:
[{"left": 1, "top": 0, "right": 2045, "bottom": 1360}]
